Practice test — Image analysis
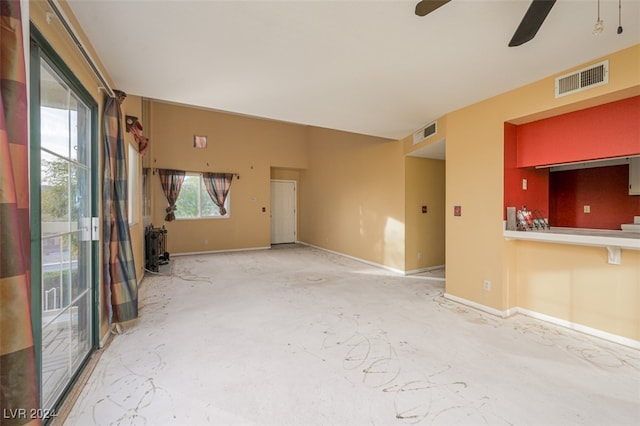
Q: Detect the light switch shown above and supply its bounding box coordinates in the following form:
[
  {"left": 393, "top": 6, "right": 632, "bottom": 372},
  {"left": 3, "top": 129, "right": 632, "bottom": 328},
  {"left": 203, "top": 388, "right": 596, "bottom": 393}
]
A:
[
  {"left": 522, "top": 179, "right": 528, "bottom": 190},
  {"left": 584, "top": 205, "right": 591, "bottom": 213}
]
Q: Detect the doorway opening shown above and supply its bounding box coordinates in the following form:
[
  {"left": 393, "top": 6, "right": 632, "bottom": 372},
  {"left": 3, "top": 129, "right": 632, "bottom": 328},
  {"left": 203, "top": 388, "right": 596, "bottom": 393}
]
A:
[{"left": 270, "top": 179, "right": 297, "bottom": 245}]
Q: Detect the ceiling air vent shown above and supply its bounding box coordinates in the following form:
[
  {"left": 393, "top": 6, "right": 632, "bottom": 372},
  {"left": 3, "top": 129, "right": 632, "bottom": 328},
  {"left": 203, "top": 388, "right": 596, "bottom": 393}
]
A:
[
  {"left": 413, "top": 121, "right": 437, "bottom": 144},
  {"left": 555, "top": 60, "right": 608, "bottom": 98}
]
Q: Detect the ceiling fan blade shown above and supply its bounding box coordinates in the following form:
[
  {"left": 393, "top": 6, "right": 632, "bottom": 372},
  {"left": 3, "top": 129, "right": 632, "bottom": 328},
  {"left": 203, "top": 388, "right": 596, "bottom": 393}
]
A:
[
  {"left": 509, "top": 0, "right": 556, "bottom": 47},
  {"left": 415, "top": 0, "right": 452, "bottom": 17}
]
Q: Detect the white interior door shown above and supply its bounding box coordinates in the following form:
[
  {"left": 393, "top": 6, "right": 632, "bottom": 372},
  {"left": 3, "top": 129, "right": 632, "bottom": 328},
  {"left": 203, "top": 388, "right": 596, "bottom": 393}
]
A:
[{"left": 271, "top": 180, "right": 296, "bottom": 244}]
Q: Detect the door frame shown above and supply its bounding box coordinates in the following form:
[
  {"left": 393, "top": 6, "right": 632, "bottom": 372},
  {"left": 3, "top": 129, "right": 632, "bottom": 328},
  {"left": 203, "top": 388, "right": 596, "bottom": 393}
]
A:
[
  {"left": 270, "top": 179, "right": 297, "bottom": 244},
  {"left": 29, "top": 24, "right": 100, "bottom": 410}
]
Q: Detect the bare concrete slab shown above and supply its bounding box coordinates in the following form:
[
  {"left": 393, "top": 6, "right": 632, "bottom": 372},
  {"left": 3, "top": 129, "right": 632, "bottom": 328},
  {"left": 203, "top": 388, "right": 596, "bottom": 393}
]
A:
[{"left": 65, "top": 246, "right": 639, "bottom": 425}]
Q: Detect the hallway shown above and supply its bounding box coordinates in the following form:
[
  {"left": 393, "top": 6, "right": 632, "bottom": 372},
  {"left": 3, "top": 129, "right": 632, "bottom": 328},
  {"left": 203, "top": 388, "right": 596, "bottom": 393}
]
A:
[{"left": 65, "top": 246, "right": 639, "bottom": 425}]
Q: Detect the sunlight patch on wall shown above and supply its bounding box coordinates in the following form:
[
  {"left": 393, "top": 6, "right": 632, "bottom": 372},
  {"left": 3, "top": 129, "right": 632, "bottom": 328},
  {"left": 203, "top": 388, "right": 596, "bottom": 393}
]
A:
[{"left": 383, "top": 216, "right": 404, "bottom": 270}]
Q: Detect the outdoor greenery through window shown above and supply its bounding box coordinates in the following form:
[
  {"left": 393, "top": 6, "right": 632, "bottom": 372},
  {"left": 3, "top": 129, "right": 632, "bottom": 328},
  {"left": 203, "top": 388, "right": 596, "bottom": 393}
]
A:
[{"left": 175, "top": 173, "right": 229, "bottom": 219}]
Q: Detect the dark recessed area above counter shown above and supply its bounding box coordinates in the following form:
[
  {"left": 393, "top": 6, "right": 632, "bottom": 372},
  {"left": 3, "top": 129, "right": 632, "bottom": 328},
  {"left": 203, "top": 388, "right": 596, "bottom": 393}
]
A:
[{"left": 549, "top": 162, "right": 639, "bottom": 230}]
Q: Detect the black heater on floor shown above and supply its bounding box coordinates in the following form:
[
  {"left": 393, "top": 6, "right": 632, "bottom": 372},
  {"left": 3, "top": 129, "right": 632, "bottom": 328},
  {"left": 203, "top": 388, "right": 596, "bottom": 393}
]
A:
[{"left": 145, "top": 225, "right": 169, "bottom": 272}]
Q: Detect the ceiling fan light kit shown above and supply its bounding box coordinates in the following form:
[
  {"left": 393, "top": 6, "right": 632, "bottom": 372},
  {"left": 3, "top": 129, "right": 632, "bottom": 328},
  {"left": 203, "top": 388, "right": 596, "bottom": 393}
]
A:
[
  {"left": 593, "top": 0, "right": 604, "bottom": 35},
  {"left": 593, "top": 19, "right": 604, "bottom": 35}
]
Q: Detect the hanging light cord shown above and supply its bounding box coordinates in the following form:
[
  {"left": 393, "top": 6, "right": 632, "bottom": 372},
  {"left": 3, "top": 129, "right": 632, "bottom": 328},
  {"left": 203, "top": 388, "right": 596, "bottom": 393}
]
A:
[{"left": 618, "top": 0, "right": 624, "bottom": 34}]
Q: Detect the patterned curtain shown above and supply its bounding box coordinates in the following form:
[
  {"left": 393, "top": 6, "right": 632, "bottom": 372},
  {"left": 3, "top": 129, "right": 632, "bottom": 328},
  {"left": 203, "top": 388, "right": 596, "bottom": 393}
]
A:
[
  {"left": 202, "top": 173, "right": 233, "bottom": 215},
  {"left": 103, "top": 90, "right": 138, "bottom": 325},
  {"left": 0, "top": 0, "right": 41, "bottom": 423},
  {"left": 158, "top": 169, "right": 185, "bottom": 221}
]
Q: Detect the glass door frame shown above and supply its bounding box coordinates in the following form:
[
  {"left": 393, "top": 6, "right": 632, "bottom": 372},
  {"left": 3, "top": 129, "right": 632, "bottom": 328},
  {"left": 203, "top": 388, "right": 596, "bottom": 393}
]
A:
[{"left": 29, "top": 24, "right": 99, "bottom": 411}]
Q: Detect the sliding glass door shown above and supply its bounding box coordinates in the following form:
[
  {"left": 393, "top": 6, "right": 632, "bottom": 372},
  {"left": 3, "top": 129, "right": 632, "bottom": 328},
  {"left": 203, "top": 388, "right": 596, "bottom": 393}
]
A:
[{"left": 31, "top": 29, "right": 98, "bottom": 411}]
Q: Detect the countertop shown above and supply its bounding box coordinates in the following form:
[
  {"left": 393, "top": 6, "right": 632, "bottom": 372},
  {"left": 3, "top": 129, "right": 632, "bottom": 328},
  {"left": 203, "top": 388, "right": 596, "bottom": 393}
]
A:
[{"left": 503, "top": 226, "right": 640, "bottom": 264}]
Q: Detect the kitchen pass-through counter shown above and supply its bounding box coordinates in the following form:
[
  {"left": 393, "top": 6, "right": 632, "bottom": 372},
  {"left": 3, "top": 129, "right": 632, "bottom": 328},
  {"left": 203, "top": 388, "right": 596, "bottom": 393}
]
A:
[{"left": 504, "top": 226, "right": 640, "bottom": 265}]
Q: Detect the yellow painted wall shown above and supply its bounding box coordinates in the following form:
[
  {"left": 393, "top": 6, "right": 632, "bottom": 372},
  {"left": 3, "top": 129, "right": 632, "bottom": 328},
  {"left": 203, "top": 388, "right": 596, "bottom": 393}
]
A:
[
  {"left": 271, "top": 167, "right": 302, "bottom": 181},
  {"left": 513, "top": 242, "right": 639, "bottom": 339},
  {"left": 445, "top": 45, "right": 640, "bottom": 340},
  {"left": 404, "top": 156, "right": 445, "bottom": 271},
  {"left": 149, "top": 100, "right": 406, "bottom": 270},
  {"left": 298, "top": 127, "right": 405, "bottom": 270},
  {"left": 148, "top": 101, "right": 308, "bottom": 253}
]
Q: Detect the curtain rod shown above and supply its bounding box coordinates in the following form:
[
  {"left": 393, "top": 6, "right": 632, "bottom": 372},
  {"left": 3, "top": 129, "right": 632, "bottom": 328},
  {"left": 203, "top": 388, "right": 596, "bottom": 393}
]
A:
[
  {"left": 45, "top": 0, "right": 115, "bottom": 98},
  {"left": 152, "top": 167, "right": 239, "bottom": 179}
]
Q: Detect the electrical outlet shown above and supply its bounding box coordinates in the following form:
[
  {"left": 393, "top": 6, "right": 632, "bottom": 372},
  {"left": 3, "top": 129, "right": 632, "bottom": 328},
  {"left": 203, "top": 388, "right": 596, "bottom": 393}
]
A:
[
  {"left": 418, "top": 252, "right": 422, "bottom": 260},
  {"left": 483, "top": 280, "right": 491, "bottom": 291},
  {"left": 584, "top": 205, "right": 591, "bottom": 213},
  {"left": 522, "top": 179, "right": 527, "bottom": 190}
]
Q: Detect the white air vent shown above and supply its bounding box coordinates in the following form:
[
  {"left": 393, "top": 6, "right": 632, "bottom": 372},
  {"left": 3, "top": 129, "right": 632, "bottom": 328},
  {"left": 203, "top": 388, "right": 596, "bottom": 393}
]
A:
[
  {"left": 413, "top": 121, "right": 437, "bottom": 144},
  {"left": 555, "top": 60, "right": 608, "bottom": 98}
]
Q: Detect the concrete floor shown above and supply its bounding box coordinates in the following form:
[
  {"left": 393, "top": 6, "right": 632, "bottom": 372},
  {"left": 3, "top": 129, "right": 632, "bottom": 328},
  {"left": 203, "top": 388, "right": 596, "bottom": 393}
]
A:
[{"left": 65, "top": 246, "right": 639, "bottom": 425}]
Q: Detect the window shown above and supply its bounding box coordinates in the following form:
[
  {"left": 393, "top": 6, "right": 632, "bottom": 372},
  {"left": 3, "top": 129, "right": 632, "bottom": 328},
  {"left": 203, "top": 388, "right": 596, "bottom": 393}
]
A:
[
  {"left": 175, "top": 173, "right": 230, "bottom": 219},
  {"left": 128, "top": 143, "right": 140, "bottom": 224}
]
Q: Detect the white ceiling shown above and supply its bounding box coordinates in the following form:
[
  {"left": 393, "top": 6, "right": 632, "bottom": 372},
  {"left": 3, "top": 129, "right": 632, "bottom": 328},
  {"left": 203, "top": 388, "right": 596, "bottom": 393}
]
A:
[{"left": 66, "top": 0, "right": 639, "bottom": 145}]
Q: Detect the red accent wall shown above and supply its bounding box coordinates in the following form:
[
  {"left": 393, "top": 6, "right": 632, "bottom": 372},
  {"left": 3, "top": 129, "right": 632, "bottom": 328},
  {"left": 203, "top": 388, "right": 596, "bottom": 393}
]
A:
[
  {"left": 517, "top": 96, "right": 640, "bottom": 167},
  {"left": 504, "top": 123, "right": 549, "bottom": 219},
  {"left": 549, "top": 165, "right": 640, "bottom": 230}
]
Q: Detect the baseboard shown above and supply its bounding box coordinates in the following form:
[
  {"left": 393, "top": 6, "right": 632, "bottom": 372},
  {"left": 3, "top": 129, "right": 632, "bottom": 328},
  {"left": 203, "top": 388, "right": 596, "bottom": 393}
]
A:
[
  {"left": 405, "top": 264, "right": 445, "bottom": 275},
  {"left": 443, "top": 293, "right": 640, "bottom": 349},
  {"left": 405, "top": 264, "right": 446, "bottom": 279},
  {"left": 171, "top": 246, "right": 271, "bottom": 257},
  {"left": 515, "top": 307, "right": 640, "bottom": 350},
  {"left": 172, "top": 240, "right": 405, "bottom": 275},
  {"left": 300, "top": 242, "right": 405, "bottom": 275},
  {"left": 302, "top": 244, "right": 445, "bottom": 278},
  {"left": 444, "top": 293, "right": 510, "bottom": 318}
]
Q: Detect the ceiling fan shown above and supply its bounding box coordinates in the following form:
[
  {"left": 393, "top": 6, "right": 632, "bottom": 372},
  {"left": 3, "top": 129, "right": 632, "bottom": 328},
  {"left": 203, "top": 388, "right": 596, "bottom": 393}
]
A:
[{"left": 415, "top": 0, "right": 557, "bottom": 47}]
